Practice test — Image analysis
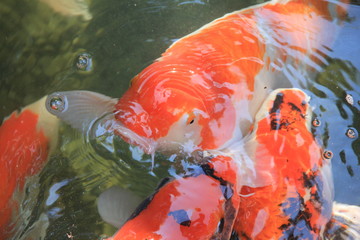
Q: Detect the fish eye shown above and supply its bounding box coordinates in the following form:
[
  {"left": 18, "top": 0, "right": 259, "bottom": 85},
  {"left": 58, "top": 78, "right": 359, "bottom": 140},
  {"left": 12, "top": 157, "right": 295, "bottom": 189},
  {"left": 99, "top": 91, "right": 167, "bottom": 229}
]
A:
[{"left": 187, "top": 112, "right": 196, "bottom": 125}]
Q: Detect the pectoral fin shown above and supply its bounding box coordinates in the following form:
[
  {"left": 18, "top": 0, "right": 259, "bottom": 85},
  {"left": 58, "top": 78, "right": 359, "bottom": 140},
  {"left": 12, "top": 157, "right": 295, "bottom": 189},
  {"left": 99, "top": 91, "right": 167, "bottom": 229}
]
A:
[
  {"left": 97, "top": 186, "right": 142, "bottom": 228},
  {"left": 45, "top": 91, "right": 118, "bottom": 132}
]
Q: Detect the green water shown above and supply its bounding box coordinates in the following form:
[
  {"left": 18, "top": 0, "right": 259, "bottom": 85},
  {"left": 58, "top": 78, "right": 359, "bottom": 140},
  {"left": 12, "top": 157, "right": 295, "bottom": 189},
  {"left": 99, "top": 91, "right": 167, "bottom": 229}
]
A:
[{"left": 1, "top": 0, "right": 360, "bottom": 239}]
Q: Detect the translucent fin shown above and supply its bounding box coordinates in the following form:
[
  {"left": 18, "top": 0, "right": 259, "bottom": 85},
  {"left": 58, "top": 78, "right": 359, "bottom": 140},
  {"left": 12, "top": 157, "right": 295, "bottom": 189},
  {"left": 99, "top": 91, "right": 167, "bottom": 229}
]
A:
[
  {"left": 39, "top": 0, "right": 92, "bottom": 20},
  {"left": 327, "top": 202, "right": 360, "bottom": 239},
  {"left": 97, "top": 186, "right": 142, "bottom": 228},
  {"left": 45, "top": 91, "right": 118, "bottom": 133}
]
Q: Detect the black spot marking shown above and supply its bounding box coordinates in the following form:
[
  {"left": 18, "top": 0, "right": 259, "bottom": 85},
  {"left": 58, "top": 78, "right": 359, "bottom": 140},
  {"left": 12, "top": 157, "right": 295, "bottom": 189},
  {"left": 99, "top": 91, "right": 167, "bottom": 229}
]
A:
[
  {"left": 229, "top": 230, "right": 241, "bottom": 240},
  {"left": 279, "top": 168, "right": 333, "bottom": 238},
  {"left": 201, "top": 162, "right": 238, "bottom": 239},
  {"left": 201, "top": 163, "right": 228, "bottom": 187},
  {"left": 288, "top": 102, "right": 302, "bottom": 114},
  {"left": 302, "top": 172, "right": 316, "bottom": 189},
  {"left": 217, "top": 218, "right": 224, "bottom": 233},
  {"left": 270, "top": 92, "right": 284, "bottom": 114},
  {"left": 271, "top": 118, "right": 281, "bottom": 130},
  {"left": 127, "top": 177, "right": 172, "bottom": 221},
  {"left": 269, "top": 93, "right": 290, "bottom": 131},
  {"left": 189, "top": 119, "right": 195, "bottom": 124},
  {"left": 279, "top": 223, "right": 291, "bottom": 231},
  {"left": 270, "top": 117, "right": 292, "bottom": 131},
  {"left": 201, "top": 164, "right": 222, "bottom": 182},
  {"left": 126, "top": 195, "right": 154, "bottom": 221},
  {"left": 220, "top": 184, "right": 234, "bottom": 200},
  {"left": 155, "top": 177, "right": 172, "bottom": 191},
  {"left": 168, "top": 209, "right": 191, "bottom": 227},
  {"left": 235, "top": 232, "right": 251, "bottom": 240},
  {"left": 302, "top": 171, "right": 324, "bottom": 213}
]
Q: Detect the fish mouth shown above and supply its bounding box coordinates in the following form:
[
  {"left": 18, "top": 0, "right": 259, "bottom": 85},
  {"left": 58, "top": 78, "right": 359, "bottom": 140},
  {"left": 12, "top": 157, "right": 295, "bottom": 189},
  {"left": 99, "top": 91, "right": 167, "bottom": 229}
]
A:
[{"left": 107, "top": 120, "right": 158, "bottom": 155}]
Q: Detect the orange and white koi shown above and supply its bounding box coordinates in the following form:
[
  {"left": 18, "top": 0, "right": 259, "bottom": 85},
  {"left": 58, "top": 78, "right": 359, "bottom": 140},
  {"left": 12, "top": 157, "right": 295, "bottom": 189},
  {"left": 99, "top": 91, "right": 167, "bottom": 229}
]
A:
[
  {"left": 0, "top": 97, "right": 59, "bottom": 239},
  {"left": 233, "top": 88, "right": 333, "bottom": 239},
  {"left": 46, "top": 0, "right": 349, "bottom": 159},
  {"left": 105, "top": 89, "right": 359, "bottom": 239},
  {"left": 108, "top": 154, "right": 241, "bottom": 240}
]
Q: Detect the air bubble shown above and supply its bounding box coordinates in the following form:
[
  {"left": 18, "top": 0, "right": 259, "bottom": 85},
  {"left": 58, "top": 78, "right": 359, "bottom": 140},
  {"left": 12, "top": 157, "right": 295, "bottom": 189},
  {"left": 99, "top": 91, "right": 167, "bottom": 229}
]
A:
[
  {"left": 345, "top": 94, "right": 354, "bottom": 105},
  {"left": 49, "top": 96, "right": 65, "bottom": 112},
  {"left": 322, "top": 150, "right": 333, "bottom": 160},
  {"left": 76, "top": 53, "right": 92, "bottom": 71},
  {"left": 312, "top": 118, "right": 321, "bottom": 127},
  {"left": 346, "top": 128, "right": 358, "bottom": 139}
]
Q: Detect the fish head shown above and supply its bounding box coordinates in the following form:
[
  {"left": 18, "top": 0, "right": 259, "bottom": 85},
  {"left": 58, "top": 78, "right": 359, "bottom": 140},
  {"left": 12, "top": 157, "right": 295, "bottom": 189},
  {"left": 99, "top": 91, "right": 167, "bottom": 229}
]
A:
[
  {"left": 255, "top": 88, "right": 312, "bottom": 134},
  {"left": 114, "top": 76, "right": 208, "bottom": 154},
  {"left": 239, "top": 88, "right": 313, "bottom": 188},
  {"left": 44, "top": 87, "right": 228, "bottom": 155}
]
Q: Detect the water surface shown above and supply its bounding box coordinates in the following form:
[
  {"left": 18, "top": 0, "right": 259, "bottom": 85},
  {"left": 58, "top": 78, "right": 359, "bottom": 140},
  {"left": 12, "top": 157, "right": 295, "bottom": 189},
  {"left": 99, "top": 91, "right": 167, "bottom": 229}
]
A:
[{"left": 0, "top": 0, "right": 359, "bottom": 239}]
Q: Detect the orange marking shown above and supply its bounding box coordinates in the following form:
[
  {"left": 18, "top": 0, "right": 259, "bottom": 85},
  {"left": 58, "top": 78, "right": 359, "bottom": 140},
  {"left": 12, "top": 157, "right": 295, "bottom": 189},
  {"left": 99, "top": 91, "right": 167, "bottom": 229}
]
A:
[
  {"left": 0, "top": 110, "right": 49, "bottom": 238},
  {"left": 114, "top": 0, "right": 348, "bottom": 151},
  {"left": 234, "top": 89, "right": 331, "bottom": 239},
  {"left": 113, "top": 155, "right": 240, "bottom": 239}
]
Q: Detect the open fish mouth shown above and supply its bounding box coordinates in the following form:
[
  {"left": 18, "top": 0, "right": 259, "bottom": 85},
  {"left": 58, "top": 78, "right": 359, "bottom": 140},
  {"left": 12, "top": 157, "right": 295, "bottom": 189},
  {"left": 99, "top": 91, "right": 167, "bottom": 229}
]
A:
[{"left": 106, "top": 119, "right": 158, "bottom": 155}]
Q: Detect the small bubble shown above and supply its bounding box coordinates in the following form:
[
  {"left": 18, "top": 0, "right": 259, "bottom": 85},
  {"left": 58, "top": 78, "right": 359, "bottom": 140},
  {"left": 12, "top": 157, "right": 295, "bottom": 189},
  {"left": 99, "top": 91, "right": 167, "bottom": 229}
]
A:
[
  {"left": 76, "top": 53, "right": 92, "bottom": 71},
  {"left": 345, "top": 94, "right": 354, "bottom": 105},
  {"left": 49, "top": 96, "right": 65, "bottom": 112},
  {"left": 346, "top": 127, "right": 358, "bottom": 139},
  {"left": 312, "top": 118, "right": 321, "bottom": 127},
  {"left": 322, "top": 150, "right": 333, "bottom": 160}
]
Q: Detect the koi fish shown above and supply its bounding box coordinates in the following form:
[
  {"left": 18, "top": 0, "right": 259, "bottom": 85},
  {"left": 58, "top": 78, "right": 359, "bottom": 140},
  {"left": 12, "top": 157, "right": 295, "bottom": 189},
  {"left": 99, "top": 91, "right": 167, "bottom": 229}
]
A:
[
  {"left": 45, "top": 0, "right": 349, "bottom": 160},
  {"left": 231, "top": 88, "right": 334, "bottom": 239},
  {"left": 107, "top": 154, "right": 241, "bottom": 240},
  {"left": 103, "top": 89, "right": 359, "bottom": 239},
  {"left": 0, "top": 97, "right": 59, "bottom": 239}
]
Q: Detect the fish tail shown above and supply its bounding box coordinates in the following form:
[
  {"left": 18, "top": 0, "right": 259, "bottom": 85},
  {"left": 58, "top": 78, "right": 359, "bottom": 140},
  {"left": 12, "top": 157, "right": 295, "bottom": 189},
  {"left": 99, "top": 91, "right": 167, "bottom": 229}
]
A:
[{"left": 325, "top": 202, "right": 360, "bottom": 239}]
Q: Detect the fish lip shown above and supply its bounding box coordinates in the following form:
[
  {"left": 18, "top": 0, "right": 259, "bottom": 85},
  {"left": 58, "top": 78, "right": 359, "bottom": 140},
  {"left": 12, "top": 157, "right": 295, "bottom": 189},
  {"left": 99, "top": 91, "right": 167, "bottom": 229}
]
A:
[{"left": 109, "top": 121, "right": 157, "bottom": 155}]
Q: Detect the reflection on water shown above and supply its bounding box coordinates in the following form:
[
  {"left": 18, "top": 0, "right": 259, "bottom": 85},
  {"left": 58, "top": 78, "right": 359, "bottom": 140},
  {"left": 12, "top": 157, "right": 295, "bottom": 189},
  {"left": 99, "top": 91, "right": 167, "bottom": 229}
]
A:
[{"left": 0, "top": 0, "right": 359, "bottom": 239}]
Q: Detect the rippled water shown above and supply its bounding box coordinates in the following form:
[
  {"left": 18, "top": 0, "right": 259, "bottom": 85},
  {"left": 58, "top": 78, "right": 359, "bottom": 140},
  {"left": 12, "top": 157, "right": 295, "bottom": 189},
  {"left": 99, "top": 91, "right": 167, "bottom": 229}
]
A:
[{"left": 1, "top": 0, "right": 360, "bottom": 239}]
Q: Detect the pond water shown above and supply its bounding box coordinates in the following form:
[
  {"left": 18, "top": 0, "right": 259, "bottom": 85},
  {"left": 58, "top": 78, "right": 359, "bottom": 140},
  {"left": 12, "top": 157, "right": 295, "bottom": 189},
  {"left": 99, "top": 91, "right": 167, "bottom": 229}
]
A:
[{"left": 1, "top": 0, "right": 360, "bottom": 239}]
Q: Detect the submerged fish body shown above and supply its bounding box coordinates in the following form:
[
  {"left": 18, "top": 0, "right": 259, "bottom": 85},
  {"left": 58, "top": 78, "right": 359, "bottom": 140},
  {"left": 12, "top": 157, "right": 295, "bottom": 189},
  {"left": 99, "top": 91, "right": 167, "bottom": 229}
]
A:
[
  {"left": 109, "top": 155, "right": 241, "bottom": 240},
  {"left": 233, "top": 89, "right": 334, "bottom": 239},
  {"left": 0, "top": 97, "right": 59, "bottom": 238},
  {"left": 105, "top": 88, "right": 349, "bottom": 239}
]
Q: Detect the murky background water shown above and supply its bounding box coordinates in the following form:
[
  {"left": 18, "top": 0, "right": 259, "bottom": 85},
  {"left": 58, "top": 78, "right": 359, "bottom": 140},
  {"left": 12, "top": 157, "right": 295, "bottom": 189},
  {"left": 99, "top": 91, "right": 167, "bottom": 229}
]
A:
[{"left": 1, "top": 0, "right": 359, "bottom": 239}]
